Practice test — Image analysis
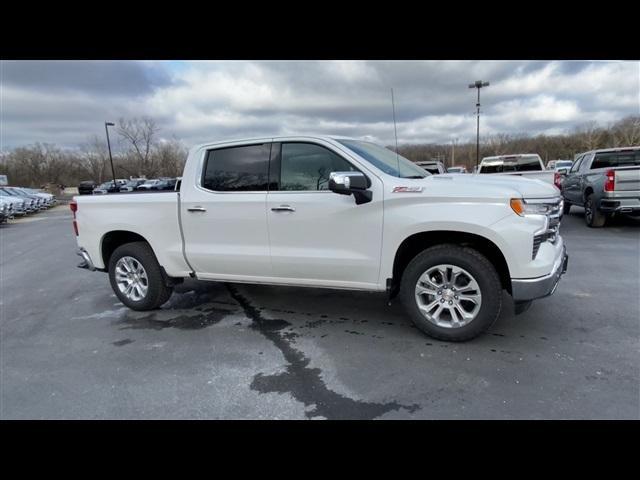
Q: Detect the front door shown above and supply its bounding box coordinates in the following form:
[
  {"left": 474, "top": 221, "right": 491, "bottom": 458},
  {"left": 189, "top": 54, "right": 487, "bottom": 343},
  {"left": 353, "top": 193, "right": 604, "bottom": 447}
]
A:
[
  {"left": 266, "top": 141, "right": 384, "bottom": 289},
  {"left": 563, "top": 155, "right": 585, "bottom": 204}
]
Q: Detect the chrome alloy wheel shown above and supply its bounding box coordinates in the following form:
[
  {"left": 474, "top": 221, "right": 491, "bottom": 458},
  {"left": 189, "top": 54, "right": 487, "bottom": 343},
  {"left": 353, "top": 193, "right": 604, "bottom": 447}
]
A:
[
  {"left": 115, "top": 256, "right": 149, "bottom": 302},
  {"left": 414, "top": 264, "right": 482, "bottom": 328}
]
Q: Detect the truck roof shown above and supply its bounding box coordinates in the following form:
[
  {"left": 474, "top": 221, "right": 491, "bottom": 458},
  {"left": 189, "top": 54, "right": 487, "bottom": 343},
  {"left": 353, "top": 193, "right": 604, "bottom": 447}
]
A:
[
  {"left": 191, "top": 135, "right": 360, "bottom": 151},
  {"left": 579, "top": 146, "right": 640, "bottom": 155}
]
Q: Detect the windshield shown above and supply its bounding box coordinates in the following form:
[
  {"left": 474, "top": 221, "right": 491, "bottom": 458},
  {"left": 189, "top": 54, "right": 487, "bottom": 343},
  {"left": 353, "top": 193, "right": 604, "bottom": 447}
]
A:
[
  {"left": 337, "top": 139, "right": 429, "bottom": 178},
  {"left": 555, "top": 161, "right": 573, "bottom": 169}
]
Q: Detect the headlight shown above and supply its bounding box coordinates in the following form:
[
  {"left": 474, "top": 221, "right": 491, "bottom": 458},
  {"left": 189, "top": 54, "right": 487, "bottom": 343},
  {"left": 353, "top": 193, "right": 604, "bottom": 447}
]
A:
[{"left": 510, "top": 198, "right": 555, "bottom": 217}]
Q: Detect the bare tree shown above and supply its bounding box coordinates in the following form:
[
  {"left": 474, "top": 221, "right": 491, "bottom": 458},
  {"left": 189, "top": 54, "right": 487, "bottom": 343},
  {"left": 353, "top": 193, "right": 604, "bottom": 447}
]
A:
[
  {"left": 116, "top": 116, "right": 160, "bottom": 177},
  {"left": 78, "top": 135, "right": 110, "bottom": 183},
  {"left": 155, "top": 137, "right": 188, "bottom": 178},
  {"left": 611, "top": 116, "right": 640, "bottom": 147},
  {"left": 574, "top": 121, "right": 605, "bottom": 151}
]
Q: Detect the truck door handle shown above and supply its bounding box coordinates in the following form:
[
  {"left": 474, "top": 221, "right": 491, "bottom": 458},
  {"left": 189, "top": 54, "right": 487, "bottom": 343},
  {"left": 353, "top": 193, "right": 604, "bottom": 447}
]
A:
[
  {"left": 271, "top": 205, "right": 295, "bottom": 212},
  {"left": 187, "top": 206, "right": 207, "bottom": 212}
]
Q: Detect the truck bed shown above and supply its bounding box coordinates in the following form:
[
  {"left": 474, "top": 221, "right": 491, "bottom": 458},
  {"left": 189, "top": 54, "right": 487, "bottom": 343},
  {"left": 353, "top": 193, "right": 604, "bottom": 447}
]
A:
[{"left": 74, "top": 191, "right": 191, "bottom": 276}]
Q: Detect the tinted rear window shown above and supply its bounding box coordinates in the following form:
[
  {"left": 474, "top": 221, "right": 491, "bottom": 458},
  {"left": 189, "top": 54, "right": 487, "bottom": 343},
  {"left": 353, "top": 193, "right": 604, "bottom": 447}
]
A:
[
  {"left": 480, "top": 156, "right": 542, "bottom": 173},
  {"left": 202, "top": 144, "right": 271, "bottom": 191},
  {"left": 590, "top": 151, "right": 640, "bottom": 169}
]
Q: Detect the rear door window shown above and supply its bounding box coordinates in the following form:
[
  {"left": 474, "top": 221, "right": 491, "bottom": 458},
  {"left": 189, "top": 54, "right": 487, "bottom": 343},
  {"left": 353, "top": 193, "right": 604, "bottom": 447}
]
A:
[
  {"left": 591, "top": 150, "right": 640, "bottom": 169},
  {"left": 202, "top": 143, "right": 271, "bottom": 192}
]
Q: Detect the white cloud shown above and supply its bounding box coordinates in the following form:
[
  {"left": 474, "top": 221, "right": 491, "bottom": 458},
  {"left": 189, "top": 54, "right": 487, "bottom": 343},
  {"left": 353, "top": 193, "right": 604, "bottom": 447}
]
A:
[{"left": 1, "top": 60, "right": 638, "bottom": 149}]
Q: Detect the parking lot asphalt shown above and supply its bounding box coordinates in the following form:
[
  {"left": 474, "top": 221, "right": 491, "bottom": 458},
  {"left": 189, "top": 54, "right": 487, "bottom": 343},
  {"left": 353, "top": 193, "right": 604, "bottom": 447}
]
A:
[{"left": 1, "top": 205, "right": 638, "bottom": 419}]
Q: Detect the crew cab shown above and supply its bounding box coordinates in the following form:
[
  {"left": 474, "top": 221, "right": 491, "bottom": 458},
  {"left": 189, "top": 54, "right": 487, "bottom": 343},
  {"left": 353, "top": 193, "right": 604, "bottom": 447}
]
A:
[
  {"left": 71, "top": 136, "right": 568, "bottom": 342},
  {"left": 478, "top": 154, "right": 557, "bottom": 187},
  {"left": 561, "top": 146, "right": 640, "bottom": 227}
]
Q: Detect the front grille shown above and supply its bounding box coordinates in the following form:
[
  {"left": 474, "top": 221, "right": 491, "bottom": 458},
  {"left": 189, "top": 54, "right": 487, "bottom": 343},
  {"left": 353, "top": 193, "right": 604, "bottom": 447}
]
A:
[{"left": 532, "top": 197, "right": 562, "bottom": 259}]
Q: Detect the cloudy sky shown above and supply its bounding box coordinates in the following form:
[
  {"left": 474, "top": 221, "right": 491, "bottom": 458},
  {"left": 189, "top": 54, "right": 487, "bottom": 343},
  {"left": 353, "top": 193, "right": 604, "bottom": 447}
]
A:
[{"left": 1, "top": 60, "right": 638, "bottom": 149}]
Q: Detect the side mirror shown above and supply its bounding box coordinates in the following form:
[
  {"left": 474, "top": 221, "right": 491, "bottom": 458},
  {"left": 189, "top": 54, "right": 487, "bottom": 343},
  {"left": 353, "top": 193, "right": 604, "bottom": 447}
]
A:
[{"left": 328, "top": 172, "right": 372, "bottom": 205}]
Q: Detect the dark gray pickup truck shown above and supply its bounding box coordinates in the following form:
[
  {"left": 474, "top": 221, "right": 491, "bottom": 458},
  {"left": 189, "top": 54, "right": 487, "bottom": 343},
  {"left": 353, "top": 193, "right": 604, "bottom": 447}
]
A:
[{"left": 561, "top": 146, "right": 640, "bottom": 227}]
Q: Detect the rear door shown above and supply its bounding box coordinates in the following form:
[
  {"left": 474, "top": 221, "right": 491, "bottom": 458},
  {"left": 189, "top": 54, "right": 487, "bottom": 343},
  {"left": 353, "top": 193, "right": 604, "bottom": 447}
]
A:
[
  {"left": 266, "top": 140, "right": 384, "bottom": 289},
  {"left": 180, "top": 142, "right": 273, "bottom": 280}
]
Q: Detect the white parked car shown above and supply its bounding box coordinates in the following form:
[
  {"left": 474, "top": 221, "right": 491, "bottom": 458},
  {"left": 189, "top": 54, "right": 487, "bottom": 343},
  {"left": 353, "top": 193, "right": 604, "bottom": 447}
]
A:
[
  {"left": 71, "top": 136, "right": 568, "bottom": 342},
  {"left": 136, "top": 179, "right": 162, "bottom": 190}
]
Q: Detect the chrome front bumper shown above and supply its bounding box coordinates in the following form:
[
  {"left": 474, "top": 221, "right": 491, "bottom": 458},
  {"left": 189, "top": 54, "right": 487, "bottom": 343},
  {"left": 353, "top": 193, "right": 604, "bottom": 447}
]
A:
[
  {"left": 511, "top": 245, "right": 568, "bottom": 302},
  {"left": 77, "top": 248, "right": 96, "bottom": 271}
]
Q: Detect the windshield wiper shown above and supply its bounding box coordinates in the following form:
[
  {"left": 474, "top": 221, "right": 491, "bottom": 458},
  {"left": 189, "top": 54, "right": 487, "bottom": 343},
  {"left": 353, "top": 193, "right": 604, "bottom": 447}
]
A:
[{"left": 401, "top": 175, "right": 426, "bottom": 179}]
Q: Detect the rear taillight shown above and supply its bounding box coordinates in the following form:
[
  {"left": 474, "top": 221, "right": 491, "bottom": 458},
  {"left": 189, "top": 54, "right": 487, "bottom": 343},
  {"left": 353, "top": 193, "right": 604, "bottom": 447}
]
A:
[
  {"left": 70, "top": 200, "right": 78, "bottom": 236},
  {"left": 604, "top": 169, "right": 615, "bottom": 192},
  {"left": 554, "top": 172, "right": 562, "bottom": 189}
]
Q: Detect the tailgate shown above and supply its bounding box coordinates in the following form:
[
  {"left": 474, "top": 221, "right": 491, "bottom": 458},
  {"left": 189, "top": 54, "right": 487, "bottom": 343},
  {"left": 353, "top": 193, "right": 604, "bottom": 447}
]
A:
[{"left": 615, "top": 167, "right": 640, "bottom": 192}]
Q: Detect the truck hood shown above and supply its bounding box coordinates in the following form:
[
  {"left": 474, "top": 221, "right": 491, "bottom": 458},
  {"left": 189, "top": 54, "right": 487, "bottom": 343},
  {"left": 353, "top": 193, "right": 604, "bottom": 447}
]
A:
[{"left": 417, "top": 173, "right": 559, "bottom": 199}]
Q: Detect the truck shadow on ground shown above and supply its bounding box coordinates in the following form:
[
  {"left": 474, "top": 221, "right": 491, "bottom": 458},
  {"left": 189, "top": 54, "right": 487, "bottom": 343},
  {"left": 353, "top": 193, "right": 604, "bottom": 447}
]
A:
[{"left": 112, "top": 278, "right": 538, "bottom": 419}]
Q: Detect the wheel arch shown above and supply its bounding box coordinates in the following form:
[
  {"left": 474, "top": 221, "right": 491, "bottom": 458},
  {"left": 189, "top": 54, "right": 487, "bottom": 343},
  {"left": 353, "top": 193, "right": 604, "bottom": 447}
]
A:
[
  {"left": 583, "top": 186, "right": 594, "bottom": 202},
  {"left": 390, "top": 230, "right": 512, "bottom": 297},
  {"left": 100, "top": 230, "right": 150, "bottom": 271}
]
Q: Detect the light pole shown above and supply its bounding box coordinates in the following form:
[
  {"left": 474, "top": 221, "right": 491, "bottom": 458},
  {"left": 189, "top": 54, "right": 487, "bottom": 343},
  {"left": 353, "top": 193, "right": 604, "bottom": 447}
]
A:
[
  {"left": 104, "top": 122, "right": 117, "bottom": 191},
  {"left": 451, "top": 137, "right": 458, "bottom": 167},
  {"left": 468, "top": 80, "right": 489, "bottom": 168}
]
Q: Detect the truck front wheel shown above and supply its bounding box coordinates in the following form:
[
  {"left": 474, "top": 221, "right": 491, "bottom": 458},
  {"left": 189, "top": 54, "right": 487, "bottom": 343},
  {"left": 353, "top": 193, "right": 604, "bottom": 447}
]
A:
[
  {"left": 108, "top": 241, "right": 173, "bottom": 310},
  {"left": 399, "top": 245, "right": 503, "bottom": 342}
]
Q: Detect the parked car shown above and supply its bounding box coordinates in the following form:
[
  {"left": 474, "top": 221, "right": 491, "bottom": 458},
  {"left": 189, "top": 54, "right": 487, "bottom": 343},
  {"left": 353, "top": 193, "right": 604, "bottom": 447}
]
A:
[
  {"left": 0, "top": 195, "right": 26, "bottom": 216},
  {"left": 72, "top": 135, "right": 568, "bottom": 342},
  {"left": 447, "top": 166, "right": 468, "bottom": 174},
  {"left": 136, "top": 179, "right": 162, "bottom": 190},
  {"left": 155, "top": 178, "right": 177, "bottom": 190},
  {"left": 21, "top": 187, "right": 56, "bottom": 207},
  {"left": 0, "top": 187, "right": 42, "bottom": 212},
  {"left": 78, "top": 181, "right": 97, "bottom": 195},
  {"left": 561, "top": 146, "right": 640, "bottom": 227},
  {"left": 120, "top": 179, "right": 147, "bottom": 192},
  {"left": 0, "top": 199, "right": 10, "bottom": 223},
  {"left": 416, "top": 161, "right": 447, "bottom": 174},
  {"left": 93, "top": 181, "right": 123, "bottom": 194},
  {"left": 552, "top": 160, "right": 573, "bottom": 171},
  {"left": 478, "top": 154, "right": 556, "bottom": 186}
]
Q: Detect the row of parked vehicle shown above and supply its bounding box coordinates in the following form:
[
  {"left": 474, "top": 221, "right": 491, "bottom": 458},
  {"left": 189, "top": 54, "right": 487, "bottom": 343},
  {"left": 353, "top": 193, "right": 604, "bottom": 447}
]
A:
[
  {"left": 78, "top": 177, "right": 179, "bottom": 195},
  {"left": 415, "top": 147, "right": 640, "bottom": 228},
  {"left": 0, "top": 186, "right": 57, "bottom": 223}
]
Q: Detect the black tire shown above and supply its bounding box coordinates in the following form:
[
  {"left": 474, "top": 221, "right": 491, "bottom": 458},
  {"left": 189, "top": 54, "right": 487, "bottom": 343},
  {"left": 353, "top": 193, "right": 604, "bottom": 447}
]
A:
[
  {"left": 584, "top": 193, "right": 606, "bottom": 228},
  {"left": 399, "top": 244, "right": 503, "bottom": 342},
  {"left": 108, "top": 241, "right": 173, "bottom": 311},
  {"left": 562, "top": 200, "right": 571, "bottom": 215}
]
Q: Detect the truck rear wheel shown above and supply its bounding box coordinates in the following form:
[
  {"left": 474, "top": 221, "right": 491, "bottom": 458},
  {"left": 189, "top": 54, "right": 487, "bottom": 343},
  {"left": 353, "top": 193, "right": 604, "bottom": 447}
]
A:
[
  {"left": 584, "top": 193, "right": 606, "bottom": 228},
  {"left": 108, "top": 241, "right": 173, "bottom": 310},
  {"left": 399, "top": 244, "right": 503, "bottom": 342}
]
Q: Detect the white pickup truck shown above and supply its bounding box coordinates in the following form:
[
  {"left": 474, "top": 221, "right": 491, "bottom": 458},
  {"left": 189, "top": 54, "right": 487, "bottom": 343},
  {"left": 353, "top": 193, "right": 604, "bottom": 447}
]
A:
[
  {"left": 72, "top": 136, "right": 568, "bottom": 341},
  {"left": 478, "top": 154, "right": 558, "bottom": 187}
]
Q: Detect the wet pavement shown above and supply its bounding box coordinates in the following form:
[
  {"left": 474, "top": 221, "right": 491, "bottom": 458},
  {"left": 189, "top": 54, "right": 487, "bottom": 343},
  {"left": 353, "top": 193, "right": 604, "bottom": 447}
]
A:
[{"left": 1, "top": 205, "right": 638, "bottom": 419}]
